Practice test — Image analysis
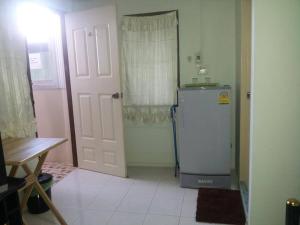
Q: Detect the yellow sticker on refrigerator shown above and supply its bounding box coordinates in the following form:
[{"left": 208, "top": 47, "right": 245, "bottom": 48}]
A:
[{"left": 218, "top": 91, "right": 230, "bottom": 104}]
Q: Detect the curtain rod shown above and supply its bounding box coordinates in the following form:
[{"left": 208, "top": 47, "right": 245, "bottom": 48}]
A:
[{"left": 124, "top": 10, "right": 177, "bottom": 17}]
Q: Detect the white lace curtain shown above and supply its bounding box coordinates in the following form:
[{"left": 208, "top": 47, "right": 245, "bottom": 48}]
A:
[
  {"left": 0, "top": 2, "right": 36, "bottom": 138},
  {"left": 121, "top": 12, "right": 178, "bottom": 123}
]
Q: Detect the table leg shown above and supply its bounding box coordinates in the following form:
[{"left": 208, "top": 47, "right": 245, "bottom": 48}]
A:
[
  {"left": 20, "top": 184, "right": 34, "bottom": 211},
  {"left": 34, "top": 181, "right": 67, "bottom": 225},
  {"left": 19, "top": 153, "right": 67, "bottom": 225},
  {"left": 20, "top": 155, "right": 47, "bottom": 211},
  {"left": 22, "top": 165, "right": 33, "bottom": 177},
  {"left": 9, "top": 166, "right": 19, "bottom": 177},
  {"left": 34, "top": 153, "right": 48, "bottom": 176}
]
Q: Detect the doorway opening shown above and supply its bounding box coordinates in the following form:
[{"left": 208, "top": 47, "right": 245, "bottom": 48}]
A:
[{"left": 16, "top": 2, "right": 77, "bottom": 181}]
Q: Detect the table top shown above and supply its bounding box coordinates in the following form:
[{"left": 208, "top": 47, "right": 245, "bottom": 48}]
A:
[{"left": 3, "top": 138, "right": 67, "bottom": 166}]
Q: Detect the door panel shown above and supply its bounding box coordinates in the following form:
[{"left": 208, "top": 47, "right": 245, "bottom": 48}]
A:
[
  {"left": 78, "top": 94, "right": 94, "bottom": 138},
  {"left": 83, "top": 147, "right": 96, "bottom": 163},
  {"left": 73, "top": 29, "right": 89, "bottom": 77},
  {"left": 66, "top": 6, "right": 126, "bottom": 177},
  {"left": 95, "top": 25, "right": 112, "bottom": 76},
  {"left": 99, "top": 95, "right": 115, "bottom": 140}
]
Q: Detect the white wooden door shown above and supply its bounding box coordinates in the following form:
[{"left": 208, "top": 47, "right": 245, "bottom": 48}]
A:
[{"left": 65, "top": 6, "right": 126, "bottom": 177}]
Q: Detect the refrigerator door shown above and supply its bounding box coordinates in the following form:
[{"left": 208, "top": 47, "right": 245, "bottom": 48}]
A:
[{"left": 177, "top": 87, "right": 231, "bottom": 175}]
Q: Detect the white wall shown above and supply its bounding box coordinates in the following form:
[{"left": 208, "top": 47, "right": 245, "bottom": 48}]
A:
[
  {"left": 249, "top": 0, "right": 300, "bottom": 224},
  {"left": 66, "top": 0, "right": 238, "bottom": 167},
  {"left": 116, "top": 0, "right": 203, "bottom": 167},
  {"left": 41, "top": 0, "right": 238, "bottom": 167},
  {"left": 33, "top": 89, "right": 73, "bottom": 164},
  {"left": 198, "top": 0, "right": 237, "bottom": 168}
]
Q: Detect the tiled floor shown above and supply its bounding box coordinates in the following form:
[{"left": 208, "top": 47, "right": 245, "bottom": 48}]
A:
[
  {"left": 25, "top": 167, "right": 233, "bottom": 225},
  {"left": 42, "top": 162, "right": 75, "bottom": 183}
]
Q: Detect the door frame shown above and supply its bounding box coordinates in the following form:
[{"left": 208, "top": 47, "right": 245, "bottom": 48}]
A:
[
  {"left": 24, "top": 9, "right": 79, "bottom": 167},
  {"left": 60, "top": 14, "right": 78, "bottom": 167},
  {"left": 239, "top": 0, "right": 252, "bottom": 187}
]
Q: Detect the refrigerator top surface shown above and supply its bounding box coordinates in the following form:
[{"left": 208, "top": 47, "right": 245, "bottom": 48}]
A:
[{"left": 179, "top": 85, "right": 231, "bottom": 91}]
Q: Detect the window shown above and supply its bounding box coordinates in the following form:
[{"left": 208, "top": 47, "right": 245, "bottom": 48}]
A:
[
  {"left": 121, "top": 11, "right": 178, "bottom": 123},
  {"left": 17, "top": 3, "right": 65, "bottom": 89}
]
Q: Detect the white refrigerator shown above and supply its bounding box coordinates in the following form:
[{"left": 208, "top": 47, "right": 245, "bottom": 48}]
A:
[{"left": 177, "top": 86, "right": 231, "bottom": 188}]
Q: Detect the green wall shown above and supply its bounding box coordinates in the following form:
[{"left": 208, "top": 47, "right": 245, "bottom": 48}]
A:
[
  {"left": 116, "top": 0, "right": 203, "bottom": 167},
  {"left": 249, "top": 0, "right": 300, "bottom": 224},
  {"left": 116, "top": 0, "right": 238, "bottom": 167},
  {"left": 38, "top": 0, "right": 238, "bottom": 167}
]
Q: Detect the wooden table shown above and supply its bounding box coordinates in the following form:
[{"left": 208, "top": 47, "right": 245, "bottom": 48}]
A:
[{"left": 3, "top": 138, "right": 68, "bottom": 225}]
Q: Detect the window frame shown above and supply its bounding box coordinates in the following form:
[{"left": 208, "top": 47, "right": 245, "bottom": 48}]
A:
[{"left": 27, "top": 16, "right": 65, "bottom": 90}]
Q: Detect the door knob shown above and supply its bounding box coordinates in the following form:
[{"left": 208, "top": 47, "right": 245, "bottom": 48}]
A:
[
  {"left": 247, "top": 91, "right": 251, "bottom": 99},
  {"left": 112, "top": 92, "right": 122, "bottom": 99}
]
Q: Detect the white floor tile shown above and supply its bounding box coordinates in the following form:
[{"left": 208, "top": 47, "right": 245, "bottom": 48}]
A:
[
  {"left": 101, "top": 182, "right": 131, "bottom": 197},
  {"left": 143, "top": 214, "right": 179, "bottom": 225},
  {"left": 127, "top": 182, "right": 157, "bottom": 198},
  {"left": 179, "top": 217, "right": 213, "bottom": 225},
  {"left": 109, "top": 174, "right": 135, "bottom": 187},
  {"left": 117, "top": 194, "right": 153, "bottom": 214},
  {"left": 26, "top": 168, "right": 225, "bottom": 225},
  {"left": 58, "top": 207, "right": 81, "bottom": 224},
  {"left": 52, "top": 185, "right": 98, "bottom": 209},
  {"left": 155, "top": 184, "right": 185, "bottom": 200},
  {"left": 24, "top": 212, "right": 60, "bottom": 225},
  {"left": 179, "top": 188, "right": 198, "bottom": 218},
  {"left": 87, "top": 185, "right": 129, "bottom": 211},
  {"left": 107, "top": 212, "right": 145, "bottom": 225},
  {"left": 184, "top": 188, "right": 198, "bottom": 200},
  {"left": 88, "top": 195, "right": 122, "bottom": 211},
  {"left": 181, "top": 198, "right": 197, "bottom": 218},
  {"left": 71, "top": 210, "right": 114, "bottom": 225},
  {"left": 130, "top": 180, "right": 158, "bottom": 193},
  {"left": 149, "top": 195, "right": 183, "bottom": 216},
  {"left": 60, "top": 169, "right": 111, "bottom": 187},
  {"left": 24, "top": 208, "right": 79, "bottom": 225}
]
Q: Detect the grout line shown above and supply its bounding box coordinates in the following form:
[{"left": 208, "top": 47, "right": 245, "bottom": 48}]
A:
[
  {"left": 48, "top": 168, "right": 187, "bottom": 225},
  {"left": 105, "top": 174, "right": 138, "bottom": 225},
  {"left": 75, "top": 175, "right": 109, "bottom": 210},
  {"left": 177, "top": 188, "right": 186, "bottom": 225},
  {"left": 105, "top": 211, "right": 117, "bottom": 225},
  {"left": 115, "top": 179, "right": 136, "bottom": 210},
  {"left": 141, "top": 170, "right": 164, "bottom": 225}
]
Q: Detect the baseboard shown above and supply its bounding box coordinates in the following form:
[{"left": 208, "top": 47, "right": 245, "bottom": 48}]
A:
[{"left": 127, "top": 162, "right": 174, "bottom": 168}]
